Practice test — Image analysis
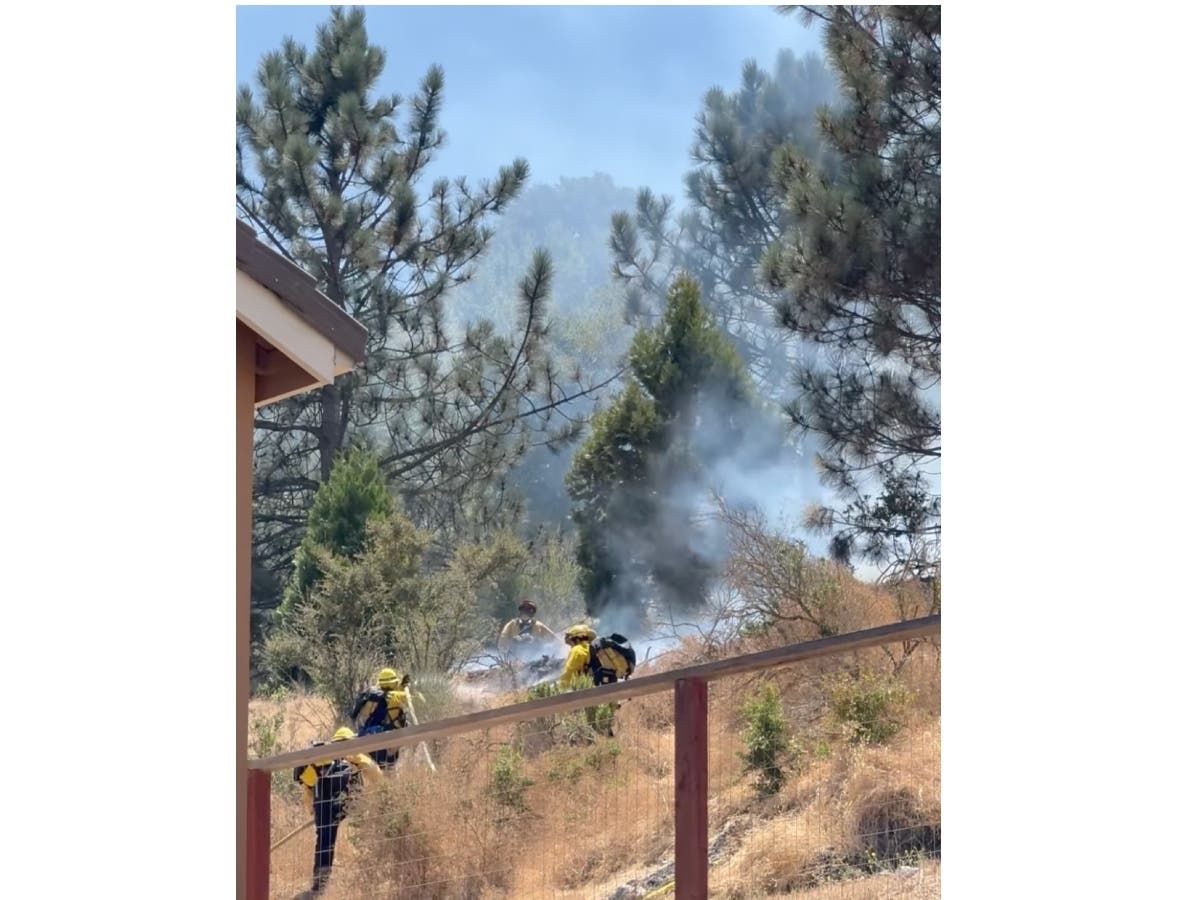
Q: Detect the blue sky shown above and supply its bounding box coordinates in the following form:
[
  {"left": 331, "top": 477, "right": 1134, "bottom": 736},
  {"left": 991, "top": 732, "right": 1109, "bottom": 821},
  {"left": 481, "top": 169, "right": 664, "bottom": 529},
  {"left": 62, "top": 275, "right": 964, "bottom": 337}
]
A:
[{"left": 236, "top": 4, "right": 822, "bottom": 198}]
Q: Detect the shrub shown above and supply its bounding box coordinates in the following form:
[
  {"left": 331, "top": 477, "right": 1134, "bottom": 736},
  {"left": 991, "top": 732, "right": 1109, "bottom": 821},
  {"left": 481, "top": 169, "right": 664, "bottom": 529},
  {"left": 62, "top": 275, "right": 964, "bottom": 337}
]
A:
[
  {"left": 587, "top": 700, "right": 617, "bottom": 736},
  {"left": 527, "top": 680, "right": 559, "bottom": 700},
  {"left": 489, "top": 745, "right": 534, "bottom": 816},
  {"left": 525, "top": 675, "right": 610, "bottom": 744},
  {"left": 585, "top": 738, "right": 621, "bottom": 771},
  {"left": 248, "top": 709, "right": 284, "bottom": 759},
  {"left": 282, "top": 445, "right": 395, "bottom": 621},
  {"left": 267, "top": 512, "right": 527, "bottom": 714},
  {"left": 248, "top": 708, "right": 293, "bottom": 794},
  {"left": 405, "top": 670, "right": 466, "bottom": 723},
  {"left": 740, "top": 683, "right": 792, "bottom": 796},
  {"left": 826, "top": 669, "right": 913, "bottom": 745}
]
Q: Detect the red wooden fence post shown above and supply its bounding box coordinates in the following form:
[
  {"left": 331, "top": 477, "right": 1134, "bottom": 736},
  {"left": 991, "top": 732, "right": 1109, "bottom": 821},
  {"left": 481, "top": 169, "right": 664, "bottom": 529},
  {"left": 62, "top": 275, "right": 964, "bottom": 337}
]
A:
[
  {"left": 675, "top": 677, "right": 709, "bottom": 899},
  {"left": 247, "top": 769, "right": 271, "bottom": 900}
]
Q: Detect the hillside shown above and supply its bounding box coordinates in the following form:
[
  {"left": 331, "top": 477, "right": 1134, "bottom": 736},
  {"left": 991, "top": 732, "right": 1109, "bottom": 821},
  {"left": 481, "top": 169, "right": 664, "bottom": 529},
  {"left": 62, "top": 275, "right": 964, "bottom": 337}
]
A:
[{"left": 253, "top": 574, "right": 940, "bottom": 899}]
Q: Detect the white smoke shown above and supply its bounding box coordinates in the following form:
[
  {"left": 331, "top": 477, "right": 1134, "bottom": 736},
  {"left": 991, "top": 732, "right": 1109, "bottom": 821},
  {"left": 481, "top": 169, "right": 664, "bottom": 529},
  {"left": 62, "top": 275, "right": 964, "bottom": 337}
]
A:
[{"left": 587, "top": 385, "right": 836, "bottom": 649}]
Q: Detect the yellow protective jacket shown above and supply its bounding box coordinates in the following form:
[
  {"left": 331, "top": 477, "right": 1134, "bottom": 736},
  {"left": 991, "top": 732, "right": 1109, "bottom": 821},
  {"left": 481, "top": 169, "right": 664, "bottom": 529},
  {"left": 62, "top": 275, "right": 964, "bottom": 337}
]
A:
[
  {"left": 297, "top": 752, "right": 382, "bottom": 817},
  {"left": 499, "top": 617, "right": 557, "bottom": 653},
  {"left": 560, "top": 642, "right": 593, "bottom": 687}
]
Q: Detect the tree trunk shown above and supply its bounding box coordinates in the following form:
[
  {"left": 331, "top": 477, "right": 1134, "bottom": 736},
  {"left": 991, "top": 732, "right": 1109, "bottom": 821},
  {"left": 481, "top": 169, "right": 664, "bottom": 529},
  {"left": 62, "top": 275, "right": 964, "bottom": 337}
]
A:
[{"left": 319, "top": 384, "right": 342, "bottom": 480}]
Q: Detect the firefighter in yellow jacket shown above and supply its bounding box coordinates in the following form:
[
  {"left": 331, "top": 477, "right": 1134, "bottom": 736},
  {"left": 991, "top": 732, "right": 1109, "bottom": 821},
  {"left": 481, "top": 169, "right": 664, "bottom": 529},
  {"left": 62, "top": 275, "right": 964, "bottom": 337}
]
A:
[
  {"left": 350, "top": 668, "right": 410, "bottom": 769},
  {"left": 294, "top": 727, "right": 382, "bottom": 894},
  {"left": 560, "top": 624, "right": 637, "bottom": 736},
  {"left": 498, "top": 599, "right": 557, "bottom": 656},
  {"left": 560, "top": 625, "right": 636, "bottom": 686}
]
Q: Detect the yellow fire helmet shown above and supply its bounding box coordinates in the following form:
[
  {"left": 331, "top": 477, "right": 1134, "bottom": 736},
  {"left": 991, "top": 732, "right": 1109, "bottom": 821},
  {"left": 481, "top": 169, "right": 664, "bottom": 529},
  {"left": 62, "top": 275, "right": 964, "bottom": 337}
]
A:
[
  {"left": 377, "top": 668, "right": 401, "bottom": 690},
  {"left": 565, "top": 624, "right": 597, "bottom": 645},
  {"left": 332, "top": 726, "right": 356, "bottom": 742}
]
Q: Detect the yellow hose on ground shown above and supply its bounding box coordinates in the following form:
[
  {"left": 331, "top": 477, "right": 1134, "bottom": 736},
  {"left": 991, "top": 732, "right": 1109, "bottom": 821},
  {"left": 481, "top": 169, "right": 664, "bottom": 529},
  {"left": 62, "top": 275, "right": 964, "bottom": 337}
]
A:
[
  {"left": 270, "top": 819, "right": 313, "bottom": 852},
  {"left": 641, "top": 880, "right": 675, "bottom": 899}
]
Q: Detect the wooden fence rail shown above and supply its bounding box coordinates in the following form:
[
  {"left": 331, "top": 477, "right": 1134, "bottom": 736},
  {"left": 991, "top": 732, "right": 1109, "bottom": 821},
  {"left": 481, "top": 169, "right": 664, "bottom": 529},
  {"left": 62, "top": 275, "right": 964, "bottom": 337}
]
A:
[{"left": 249, "top": 615, "right": 939, "bottom": 770}]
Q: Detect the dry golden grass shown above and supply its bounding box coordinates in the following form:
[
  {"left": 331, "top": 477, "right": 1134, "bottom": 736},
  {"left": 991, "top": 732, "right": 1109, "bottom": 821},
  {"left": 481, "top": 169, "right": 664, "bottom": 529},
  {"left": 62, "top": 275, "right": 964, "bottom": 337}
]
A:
[
  {"left": 740, "top": 860, "right": 941, "bottom": 899},
  {"left": 249, "top": 691, "right": 338, "bottom": 756},
  {"left": 261, "top": 576, "right": 939, "bottom": 899},
  {"left": 707, "top": 718, "right": 940, "bottom": 899}
]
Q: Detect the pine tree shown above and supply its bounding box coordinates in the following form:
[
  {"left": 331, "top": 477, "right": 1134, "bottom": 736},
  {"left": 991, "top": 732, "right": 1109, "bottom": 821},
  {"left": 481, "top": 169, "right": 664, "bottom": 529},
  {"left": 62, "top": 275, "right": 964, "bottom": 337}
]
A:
[
  {"left": 445, "top": 174, "right": 638, "bottom": 529},
  {"left": 236, "top": 7, "right": 601, "bottom": 609},
  {"left": 764, "top": 6, "right": 940, "bottom": 579},
  {"left": 610, "top": 48, "right": 839, "bottom": 397},
  {"left": 566, "top": 276, "right": 758, "bottom": 622},
  {"left": 281, "top": 444, "right": 393, "bottom": 621},
  {"left": 566, "top": 382, "right": 665, "bottom": 618}
]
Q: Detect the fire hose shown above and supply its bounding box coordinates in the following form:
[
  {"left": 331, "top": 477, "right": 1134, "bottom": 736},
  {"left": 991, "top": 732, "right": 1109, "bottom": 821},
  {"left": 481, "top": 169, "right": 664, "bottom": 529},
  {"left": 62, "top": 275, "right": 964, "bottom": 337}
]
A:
[
  {"left": 271, "top": 818, "right": 314, "bottom": 852},
  {"left": 404, "top": 692, "right": 438, "bottom": 774}
]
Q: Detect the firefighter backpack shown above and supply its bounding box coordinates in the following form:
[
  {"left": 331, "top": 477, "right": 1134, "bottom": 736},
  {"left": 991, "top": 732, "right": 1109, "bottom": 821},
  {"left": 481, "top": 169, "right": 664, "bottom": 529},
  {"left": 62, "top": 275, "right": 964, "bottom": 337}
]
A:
[
  {"left": 590, "top": 633, "right": 637, "bottom": 683},
  {"left": 293, "top": 741, "right": 360, "bottom": 808}
]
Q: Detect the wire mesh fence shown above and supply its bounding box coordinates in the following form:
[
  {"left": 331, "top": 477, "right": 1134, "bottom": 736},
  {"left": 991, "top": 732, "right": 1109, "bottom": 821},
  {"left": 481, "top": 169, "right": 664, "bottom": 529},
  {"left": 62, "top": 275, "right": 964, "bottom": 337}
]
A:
[
  {"left": 267, "top": 693, "right": 676, "bottom": 899},
  {"left": 250, "top": 618, "right": 939, "bottom": 899},
  {"left": 703, "top": 637, "right": 940, "bottom": 898}
]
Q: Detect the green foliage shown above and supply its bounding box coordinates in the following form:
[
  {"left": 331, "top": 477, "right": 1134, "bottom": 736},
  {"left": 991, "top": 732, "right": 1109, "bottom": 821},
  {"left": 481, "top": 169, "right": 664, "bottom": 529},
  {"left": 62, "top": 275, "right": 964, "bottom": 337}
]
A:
[
  {"left": 566, "top": 383, "right": 664, "bottom": 619},
  {"left": 585, "top": 738, "right": 621, "bottom": 771},
  {"left": 265, "top": 510, "right": 527, "bottom": 712},
  {"left": 560, "top": 674, "right": 595, "bottom": 695},
  {"left": 546, "top": 755, "right": 585, "bottom": 784},
  {"left": 526, "top": 680, "right": 559, "bottom": 701},
  {"left": 524, "top": 676, "right": 612, "bottom": 745},
  {"left": 628, "top": 277, "right": 753, "bottom": 416},
  {"left": 443, "top": 174, "right": 636, "bottom": 529},
  {"left": 611, "top": 49, "right": 838, "bottom": 395},
  {"left": 826, "top": 670, "right": 913, "bottom": 745},
  {"left": 609, "top": 9, "right": 941, "bottom": 582},
  {"left": 282, "top": 445, "right": 394, "bottom": 621},
  {"left": 585, "top": 701, "right": 617, "bottom": 737},
  {"left": 766, "top": 6, "right": 941, "bottom": 580},
  {"left": 483, "top": 529, "right": 586, "bottom": 633},
  {"left": 488, "top": 745, "right": 534, "bottom": 815},
  {"left": 404, "top": 529, "right": 528, "bottom": 671},
  {"left": 448, "top": 173, "right": 636, "bottom": 351},
  {"left": 238, "top": 6, "right": 598, "bottom": 627},
  {"left": 555, "top": 301, "right": 631, "bottom": 376},
  {"left": 739, "top": 683, "right": 792, "bottom": 796},
  {"left": 248, "top": 707, "right": 294, "bottom": 794},
  {"left": 525, "top": 673, "right": 593, "bottom": 701},
  {"left": 545, "top": 738, "right": 619, "bottom": 786},
  {"left": 566, "top": 276, "right": 756, "bottom": 618},
  {"left": 248, "top": 708, "right": 284, "bottom": 760},
  {"left": 568, "top": 384, "right": 665, "bottom": 508}
]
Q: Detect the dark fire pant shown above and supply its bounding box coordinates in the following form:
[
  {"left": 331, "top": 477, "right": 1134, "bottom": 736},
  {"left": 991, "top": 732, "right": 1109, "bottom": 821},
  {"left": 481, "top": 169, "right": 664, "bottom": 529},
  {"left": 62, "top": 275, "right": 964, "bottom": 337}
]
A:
[
  {"left": 360, "top": 724, "right": 401, "bottom": 769},
  {"left": 312, "top": 797, "right": 344, "bottom": 892}
]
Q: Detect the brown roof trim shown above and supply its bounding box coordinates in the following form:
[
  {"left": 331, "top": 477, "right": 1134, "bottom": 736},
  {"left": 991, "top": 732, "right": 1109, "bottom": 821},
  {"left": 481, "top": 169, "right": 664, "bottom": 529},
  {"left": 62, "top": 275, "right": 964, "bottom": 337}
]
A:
[{"left": 236, "top": 220, "right": 368, "bottom": 364}]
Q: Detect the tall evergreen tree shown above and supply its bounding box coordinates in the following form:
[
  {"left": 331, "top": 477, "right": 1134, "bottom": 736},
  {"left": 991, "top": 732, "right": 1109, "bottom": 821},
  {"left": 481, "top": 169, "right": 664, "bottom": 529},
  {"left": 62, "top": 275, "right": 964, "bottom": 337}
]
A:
[
  {"left": 236, "top": 8, "right": 603, "bottom": 609},
  {"left": 567, "top": 382, "right": 665, "bottom": 620},
  {"left": 566, "top": 276, "right": 758, "bottom": 624},
  {"left": 281, "top": 444, "right": 393, "bottom": 621},
  {"left": 610, "top": 48, "right": 839, "bottom": 398},
  {"left": 764, "top": 6, "right": 940, "bottom": 579}
]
